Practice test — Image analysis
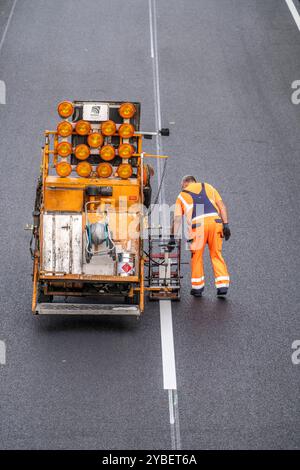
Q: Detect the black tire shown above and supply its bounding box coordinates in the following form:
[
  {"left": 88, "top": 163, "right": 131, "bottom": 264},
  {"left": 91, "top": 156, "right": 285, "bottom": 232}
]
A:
[
  {"left": 125, "top": 292, "right": 140, "bottom": 305},
  {"left": 37, "top": 288, "right": 53, "bottom": 304},
  {"left": 143, "top": 186, "right": 152, "bottom": 209}
]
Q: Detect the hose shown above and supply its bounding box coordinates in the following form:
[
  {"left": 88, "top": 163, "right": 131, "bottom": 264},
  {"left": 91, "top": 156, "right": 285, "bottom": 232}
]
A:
[
  {"left": 153, "top": 156, "right": 168, "bottom": 205},
  {"left": 85, "top": 217, "right": 116, "bottom": 257},
  {"left": 147, "top": 157, "right": 168, "bottom": 216}
]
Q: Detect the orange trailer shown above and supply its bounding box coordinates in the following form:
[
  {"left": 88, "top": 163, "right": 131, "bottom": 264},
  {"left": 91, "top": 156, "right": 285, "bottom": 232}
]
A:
[{"left": 28, "top": 100, "right": 180, "bottom": 316}]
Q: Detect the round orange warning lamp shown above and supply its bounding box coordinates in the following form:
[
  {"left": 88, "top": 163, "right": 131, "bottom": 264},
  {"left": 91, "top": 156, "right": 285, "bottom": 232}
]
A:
[
  {"left": 57, "top": 101, "right": 74, "bottom": 118},
  {"left": 101, "top": 120, "right": 116, "bottom": 136},
  {"left": 117, "top": 163, "right": 133, "bottom": 179},
  {"left": 96, "top": 163, "right": 113, "bottom": 178},
  {"left": 57, "top": 141, "right": 72, "bottom": 158},
  {"left": 118, "top": 123, "right": 135, "bottom": 139},
  {"left": 75, "top": 144, "right": 90, "bottom": 160},
  {"left": 56, "top": 161, "right": 72, "bottom": 177},
  {"left": 75, "top": 120, "right": 91, "bottom": 136},
  {"left": 100, "top": 145, "right": 115, "bottom": 161},
  {"left": 76, "top": 161, "right": 92, "bottom": 177},
  {"left": 57, "top": 121, "right": 73, "bottom": 137},
  {"left": 118, "top": 143, "right": 134, "bottom": 159},
  {"left": 87, "top": 132, "right": 104, "bottom": 148},
  {"left": 119, "top": 102, "right": 136, "bottom": 119}
]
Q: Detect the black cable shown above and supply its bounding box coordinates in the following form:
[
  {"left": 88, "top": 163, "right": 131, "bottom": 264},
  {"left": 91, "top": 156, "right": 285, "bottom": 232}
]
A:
[
  {"left": 147, "top": 157, "right": 168, "bottom": 216},
  {"left": 143, "top": 250, "right": 169, "bottom": 266},
  {"left": 153, "top": 156, "right": 168, "bottom": 205}
]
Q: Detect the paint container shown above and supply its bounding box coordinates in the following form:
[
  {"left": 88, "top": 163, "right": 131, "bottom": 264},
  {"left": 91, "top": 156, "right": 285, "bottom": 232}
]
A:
[{"left": 117, "top": 253, "right": 135, "bottom": 276}]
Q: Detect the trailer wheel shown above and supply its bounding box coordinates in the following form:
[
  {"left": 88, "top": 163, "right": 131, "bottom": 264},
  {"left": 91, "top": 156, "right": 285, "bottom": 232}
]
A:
[
  {"left": 37, "top": 288, "right": 53, "bottom": 304},
  {"left": 125, "top": 293, "right": 139, "bottom": 305},
  {"left": 143, "top": 186, "right": 152, "bottom": 209}
]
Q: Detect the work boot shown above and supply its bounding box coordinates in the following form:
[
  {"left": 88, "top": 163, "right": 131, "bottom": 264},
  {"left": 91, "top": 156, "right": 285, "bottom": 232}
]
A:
[
  {"left": 190, "top": 288, "right": 204, "bottom": 297},
  {"left": 217, "top": 287, "right": 228, "bottom": 297}
]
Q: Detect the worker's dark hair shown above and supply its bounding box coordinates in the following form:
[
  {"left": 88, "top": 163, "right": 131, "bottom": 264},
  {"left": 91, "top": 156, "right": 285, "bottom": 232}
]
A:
[{"left": 181, "top": 175, "right": 196, "bottom": 186}]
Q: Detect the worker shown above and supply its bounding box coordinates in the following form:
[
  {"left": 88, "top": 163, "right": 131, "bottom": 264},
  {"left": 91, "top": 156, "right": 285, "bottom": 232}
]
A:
[{"left": 168, "top": 175, "right": 231, "bottom": 297}]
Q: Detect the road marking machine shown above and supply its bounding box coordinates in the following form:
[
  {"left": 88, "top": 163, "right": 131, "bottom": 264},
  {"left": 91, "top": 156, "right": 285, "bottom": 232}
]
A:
[{"left": 27, "top": 101, "right": 181, "bottom": 316}]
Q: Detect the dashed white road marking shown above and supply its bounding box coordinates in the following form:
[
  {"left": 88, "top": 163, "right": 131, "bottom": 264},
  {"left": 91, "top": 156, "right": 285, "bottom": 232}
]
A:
[
  {"left": 149, "top": 0, "right": 181, "bottom": 450},
  {"left": 0, "top": 340, "right": 6, "bottom": 365},
  {"left": 149, "top": 0, "right": 155, "bottom": 59},
  {"left": 0, "top": 0, "right": 18, "bottom": 54},
  {"left": 285, "top": 0, "right": 300, "bottom": 31},
  {"left": 0, "top": 80, "right": 5, "bottom": 104}
]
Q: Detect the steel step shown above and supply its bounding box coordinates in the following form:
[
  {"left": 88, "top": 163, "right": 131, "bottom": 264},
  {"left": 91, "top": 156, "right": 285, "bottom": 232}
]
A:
[{"left": 36, "top": 303, "right": 141, "bottom": 316}]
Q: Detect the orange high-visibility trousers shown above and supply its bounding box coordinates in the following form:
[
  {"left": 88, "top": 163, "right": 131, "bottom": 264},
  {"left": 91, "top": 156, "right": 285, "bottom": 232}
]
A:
[{"left": 190, "top": 217, "right": 230, "bottom": 290}]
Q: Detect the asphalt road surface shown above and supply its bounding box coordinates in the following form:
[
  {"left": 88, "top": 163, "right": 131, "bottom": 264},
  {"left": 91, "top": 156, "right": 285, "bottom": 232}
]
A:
[{"left": 0, "top": 0, "right": 299, "bottom": 450}]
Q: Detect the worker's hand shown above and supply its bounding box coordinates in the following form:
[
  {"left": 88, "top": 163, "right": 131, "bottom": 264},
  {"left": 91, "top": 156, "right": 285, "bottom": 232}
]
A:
[
  {"left": 167, "top": 235, "right": 176, "bottom": 252},
  {"left": 223, "top": 223, "right": 231, "bottom": 241}
]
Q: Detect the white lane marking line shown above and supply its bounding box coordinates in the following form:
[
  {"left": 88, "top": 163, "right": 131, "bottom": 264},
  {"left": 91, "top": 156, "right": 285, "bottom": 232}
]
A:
[
  {"left": 285, "top": 0, "right": 300, "bottom": 31},
  {"left": 0, "top": 340, "right": 6, "bottom": 365},
  {"left": 150, "top": 0, "right": 162, "bottom": 131},
  {"left": 0, "top": 80, "right": 5, "bottom": 104},
  {"left": 159, "top": 300, "right": 177, "bottom": 389},
  {"left": 149, "top": 0, "right": 165, "bottom": 209},
  {"left": 149, "top": 0, "right": 181, "bottom": 450},
  {"left": 168, "top": 389, "right": 181, "bottom": 449},
  {"left": 0, "top": 0, "right": 18, "bottom": 54},
  {"left": 148, "top": 0, "right": 154, "bottom": 59}
]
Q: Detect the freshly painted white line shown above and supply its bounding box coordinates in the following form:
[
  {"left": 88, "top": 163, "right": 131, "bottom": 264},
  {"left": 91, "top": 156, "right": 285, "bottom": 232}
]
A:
[
  {"left": 0, "top": 340, "right": 6, "bottom": 365},
  {"left": 0, "top": 0, "right": 18, "bottom": 54},
  {"left": 285, "top": 0, "right": 300, "bottom": 31},
  {"left": 160, "top": 300, "right": 177, "bottom": 390},
  {"left": 149, "top": 0, "right": 181, "bottom": 450}
]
